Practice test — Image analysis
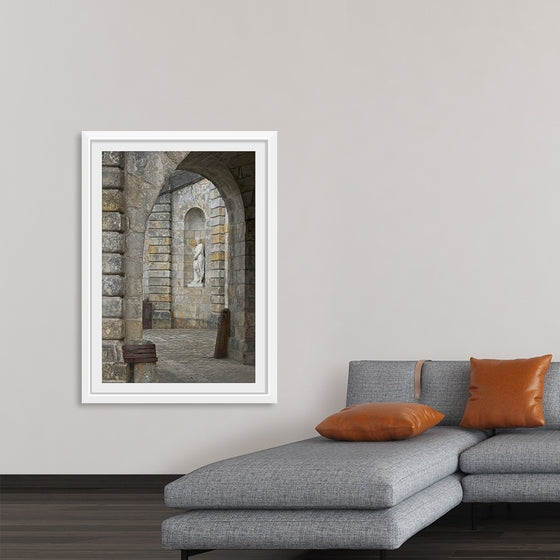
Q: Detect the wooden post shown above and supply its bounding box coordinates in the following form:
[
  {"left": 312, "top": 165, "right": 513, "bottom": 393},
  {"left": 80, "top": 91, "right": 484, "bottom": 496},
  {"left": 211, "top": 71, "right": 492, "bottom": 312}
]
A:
[
  {"left": 214, "top": 308, "right": 230, "bottom": 359},
  {"left": 142, "top": 301, "right": 153, "bottom": 330}
]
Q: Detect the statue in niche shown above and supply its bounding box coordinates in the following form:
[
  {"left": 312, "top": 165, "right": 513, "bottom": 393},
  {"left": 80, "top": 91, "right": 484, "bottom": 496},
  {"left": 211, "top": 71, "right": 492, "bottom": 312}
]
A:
[{"left": 189, "top": 237, "right": 205, "bottom": 287}]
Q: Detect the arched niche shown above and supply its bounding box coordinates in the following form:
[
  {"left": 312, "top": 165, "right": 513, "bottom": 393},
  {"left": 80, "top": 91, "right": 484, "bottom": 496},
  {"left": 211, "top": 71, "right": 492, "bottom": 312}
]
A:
[{"left": 184, "top": 207, "right": 206, "bottom": 285}]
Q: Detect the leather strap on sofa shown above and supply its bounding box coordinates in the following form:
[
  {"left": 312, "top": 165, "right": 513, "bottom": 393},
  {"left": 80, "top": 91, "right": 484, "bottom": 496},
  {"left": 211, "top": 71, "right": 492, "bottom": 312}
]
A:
[{"left": 414, "top": 360, "right": 431, "bottom": 399}]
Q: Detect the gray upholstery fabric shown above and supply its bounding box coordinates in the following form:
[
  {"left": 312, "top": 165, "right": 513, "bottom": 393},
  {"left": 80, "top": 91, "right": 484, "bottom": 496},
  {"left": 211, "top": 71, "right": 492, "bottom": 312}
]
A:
[
  {"left": 165, "top": 427, "right": 485, "bottom": 510},
  {"left": 542, "top": 363, "right": 560, "bottom": 428},
  {"left": 347, "top": 360, "right": 560, "bottom": 428},
  {"left": 462, "top": 474, "right": 560, "bottom": 502},
  {"left": 347, "top": 361, "right": 471, "bottom": 425},
  {"left": 460, "top": 430, "right": 560, "bottom": 474},
  {"left": 162, "top": 474, "right": 463, "bottom": 551}
]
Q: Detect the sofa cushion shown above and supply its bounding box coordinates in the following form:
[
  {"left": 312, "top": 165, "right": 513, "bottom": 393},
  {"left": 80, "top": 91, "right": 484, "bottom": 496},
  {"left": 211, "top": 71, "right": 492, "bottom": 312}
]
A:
[
  {"left": 459, "top": 355, "right": 551, "bottom": 429},
  {"left": 462, "top": 473, "right": 560, "bottom": 502},
  {"left": 315, "top": 402, "right": 444, "bottom": 441},
  {"left": 459, "top": 430, "right": 560, "bottom": 474},
  {"left": 347, "top": 360, "right": 560, "bottom": 428},
  {"left": 162, "top": 474, "right": 463, "bottom": 551},
  {"left": 165, "top": 426, "right": 485, "bottom": 510}
]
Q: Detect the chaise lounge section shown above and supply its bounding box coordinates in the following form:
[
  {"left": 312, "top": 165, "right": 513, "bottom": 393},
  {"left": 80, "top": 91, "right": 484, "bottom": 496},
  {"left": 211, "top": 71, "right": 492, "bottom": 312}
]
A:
[{"left": 162, "top": 360, "right": 560, "bottom": 557}]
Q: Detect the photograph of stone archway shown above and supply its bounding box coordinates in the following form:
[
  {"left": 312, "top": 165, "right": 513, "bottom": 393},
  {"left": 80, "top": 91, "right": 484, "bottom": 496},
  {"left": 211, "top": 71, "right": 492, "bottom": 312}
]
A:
[{"left": 102, "top": 150, "right": 255, "bottom": 383}]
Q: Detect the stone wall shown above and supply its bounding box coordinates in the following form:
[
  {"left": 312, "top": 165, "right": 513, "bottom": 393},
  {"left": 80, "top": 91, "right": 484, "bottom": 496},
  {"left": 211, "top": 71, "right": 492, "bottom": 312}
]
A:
[
  {"left": 142, "top": 178, "right": 228, "bottom": 330},
  {"left": 142, "top": 192, "right": 172, "bottom": 328},
  {"left": 101, "top": 151, "right": 129, "bottom": 382}
]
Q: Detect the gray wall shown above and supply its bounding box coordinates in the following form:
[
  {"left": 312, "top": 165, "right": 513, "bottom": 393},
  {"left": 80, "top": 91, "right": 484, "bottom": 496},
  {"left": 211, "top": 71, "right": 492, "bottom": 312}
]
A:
[{"left": 2, "top": 0, "right": 560, "bottom": 474}]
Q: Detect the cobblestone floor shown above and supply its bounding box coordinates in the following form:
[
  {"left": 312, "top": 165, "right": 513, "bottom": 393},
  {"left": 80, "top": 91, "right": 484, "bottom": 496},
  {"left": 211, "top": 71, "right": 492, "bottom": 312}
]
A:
[{"left": 145, "top": 328, "right": 255, "bottom": 383}]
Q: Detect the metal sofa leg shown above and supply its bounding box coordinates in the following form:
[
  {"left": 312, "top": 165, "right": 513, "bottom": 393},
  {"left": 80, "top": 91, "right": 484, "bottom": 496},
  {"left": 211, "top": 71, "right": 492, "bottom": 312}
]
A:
[{"left": 471, "top": 503, "right": 477, "bottom": 530}]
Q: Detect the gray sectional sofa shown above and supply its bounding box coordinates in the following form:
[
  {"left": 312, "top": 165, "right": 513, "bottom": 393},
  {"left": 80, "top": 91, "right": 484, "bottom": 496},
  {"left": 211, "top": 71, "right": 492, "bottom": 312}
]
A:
[{"left": 162, "top": 360, "right": 560, "bottom": 559}]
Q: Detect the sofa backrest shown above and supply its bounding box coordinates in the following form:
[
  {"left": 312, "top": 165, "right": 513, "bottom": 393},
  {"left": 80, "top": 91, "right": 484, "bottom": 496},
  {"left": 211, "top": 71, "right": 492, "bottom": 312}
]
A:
[{"left": 346, "top": 360, "right": 560, "bottom": 428}]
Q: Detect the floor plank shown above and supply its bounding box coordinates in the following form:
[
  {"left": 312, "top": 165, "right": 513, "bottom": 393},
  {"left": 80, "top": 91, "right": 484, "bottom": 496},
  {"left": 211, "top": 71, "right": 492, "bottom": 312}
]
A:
[{"left": 1, "top": 491, "right": 559, "bottom": 559}]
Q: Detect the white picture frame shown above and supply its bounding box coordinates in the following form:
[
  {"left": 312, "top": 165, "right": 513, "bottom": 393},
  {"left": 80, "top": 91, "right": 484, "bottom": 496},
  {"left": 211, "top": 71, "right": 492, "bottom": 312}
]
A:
[{"left": 82, "top": 131, "right": 277, "bottom": 403}]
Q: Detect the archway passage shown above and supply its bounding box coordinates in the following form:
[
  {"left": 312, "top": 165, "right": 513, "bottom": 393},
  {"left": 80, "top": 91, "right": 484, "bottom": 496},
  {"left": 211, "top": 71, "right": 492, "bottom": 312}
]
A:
[
  {"left": 175, "top": 152, "right": 256, "bottom": 367},
  {"left": 101, "top": 150, "right": 255, "bottom": 383}
]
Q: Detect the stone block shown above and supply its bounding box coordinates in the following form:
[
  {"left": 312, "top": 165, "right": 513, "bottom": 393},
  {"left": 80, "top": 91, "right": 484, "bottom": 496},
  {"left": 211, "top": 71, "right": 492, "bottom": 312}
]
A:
[
  {"left": 148, "top": 213, "right": 171, "bottom": 221},
  {"left": 211, "top": 234, "right": 225, "bottom": 244},
  {"left": 149, "top": 262, "right": 170, "bottom": 270},
  {"left": 102, "top": 253, "right": 123, "bottom": 274},
  {"left": 210, "top": 252, "right": 225, "bottom": 261},
  {"left": 210, "top": 206, "right": 226, "bottom": 218},
  {"left": 158, "top": 193, "right": 171, "bottom": 203},
  {"left": 153, "top": 318, "right": 172, "bottom": 329},
  {"left": 211, "top": 225, "right": 227, "bottom": 235},
  {"left": 151, "top": 294, "right": 171, "bottom": 302},
  {"left": 102, "top": 231, "right": 124, "bottom": 253},
  {"left": 148, "top": 286, "right": 170, "bottom": 294},
  {"left": 148, "top": 270, "right": 171, "bottom": 278},
  {"left": 211, "top": 243, "right": 226, "bottom": 253},
  {"left": 103, "top": 362, "right": 129, "bottom": 382},
  {"left": 152, "top": 203, "right": 171, "bottom": 213},
  {"left": 102, "top": 318, "right": 124, "bottom": 340},
  {"left": 102, "top": 275, "right": 124, "bottom": 296},
  {"left": 148, "top": 220, "right": 171, "bottom": 230},
  {"left": 125, "top": 256, "right": 143, "bottom": 278},
  {"left": 122, "top": 298, "right": 142, "bottom": 322},
  {"left": 148, "top": 254, "right": 170, "bottom": 262},
  {"left": 126, "top": 318, "right": 143, "bottom": 343},
  {"left": 102, "top": 189, "right": 124, "bottom": 212},
  {"left": 102, "top": 340, "right": 123, "bottom": 362},
  {"left": 148, "top": 229, "right": 171, "bottom": 238},
  {"left": 153, "top": 310, "right": 171, "bottom": 320},
  {"left": 102, "top": 297, "right": 123, "bottom": 318},
  {"left": 102, "top": 152, "right": 124, "bottom": 167},
  {"left": 102, "top": 212, "right": 124, "bottom": 232},
  {"left": 153, "top": 302, "right": 171, "bottom": 311},
  {"left": 102, "top": 167, "right": 124, "bottom": 188},
  {"left": 147, "top": 244, "right": 171, "bottom": 252},
  {"left": 210, "top": 198, "right": 225, "bottom": 209},
  {"left": 211, "top": 295, "right": 225, "bottom": 305},
  {"left": 133, "top": 362, "right": 158, "bottom": 383}
]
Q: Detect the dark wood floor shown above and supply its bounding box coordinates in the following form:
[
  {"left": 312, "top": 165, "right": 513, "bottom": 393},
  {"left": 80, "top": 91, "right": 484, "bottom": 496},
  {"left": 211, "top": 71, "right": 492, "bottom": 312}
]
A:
[{"left": 1, "top": 490, "right": 559, "bottom": 559}]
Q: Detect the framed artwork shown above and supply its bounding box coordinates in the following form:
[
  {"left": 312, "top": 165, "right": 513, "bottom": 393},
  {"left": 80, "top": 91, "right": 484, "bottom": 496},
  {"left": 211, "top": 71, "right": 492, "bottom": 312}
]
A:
[{"left": 82, "top": 131, "right": 277, "bottom": 403}]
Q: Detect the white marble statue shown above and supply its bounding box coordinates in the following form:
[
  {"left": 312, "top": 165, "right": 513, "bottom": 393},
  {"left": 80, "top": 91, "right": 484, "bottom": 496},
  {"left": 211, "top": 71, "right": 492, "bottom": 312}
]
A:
[{"left": 190, "top": 238, "right": 205, "bottom": 286}]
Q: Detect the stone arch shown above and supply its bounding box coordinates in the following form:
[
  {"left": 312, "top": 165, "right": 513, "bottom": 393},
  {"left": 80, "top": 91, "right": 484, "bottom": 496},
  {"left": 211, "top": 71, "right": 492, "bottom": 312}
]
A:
[
  {"left": 122, "top": 150, "right": 254, "bottom": 369},
  {"left": 176, "top": 153, "right": 253, "bottom": 365},
  {"left": 123, "top": 151, "right": 187, "bottom": 345}
]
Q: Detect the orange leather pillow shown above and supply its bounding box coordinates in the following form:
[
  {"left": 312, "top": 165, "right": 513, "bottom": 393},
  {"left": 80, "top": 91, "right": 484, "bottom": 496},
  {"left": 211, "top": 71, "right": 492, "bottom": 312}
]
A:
[
  {"left": 460, "top": 355, "right": 552, "bottom": 429},
  {"left": 315, "top": 402, "right": 445, "bottom": 441}
]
